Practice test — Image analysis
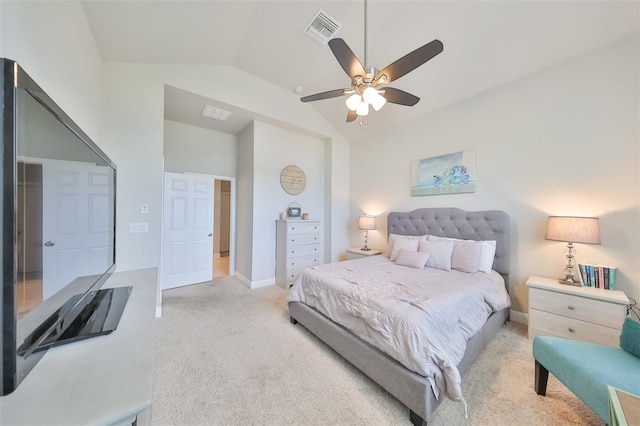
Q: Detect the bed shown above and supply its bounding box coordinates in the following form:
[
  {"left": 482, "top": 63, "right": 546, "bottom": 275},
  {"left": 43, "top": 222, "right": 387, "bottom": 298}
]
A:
[{"left": 286, "top": 207, "right": 510, "bottom": 425}]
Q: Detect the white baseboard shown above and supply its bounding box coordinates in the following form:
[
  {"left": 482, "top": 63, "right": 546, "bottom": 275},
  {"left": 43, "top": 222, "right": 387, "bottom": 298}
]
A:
[
  {"left": 155, "top": 305, "right": 162, "bottom": 318},
  {"left": 509, "top": 309, "right": 528, "bottom": 325},
  {"left": 234, "top": 273, "right": 275, "bottom": 289}
]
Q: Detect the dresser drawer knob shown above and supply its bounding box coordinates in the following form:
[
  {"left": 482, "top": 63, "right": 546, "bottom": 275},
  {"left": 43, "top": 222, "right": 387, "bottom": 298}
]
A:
[
  {"left": 567, "top": 305, "right": 575, "bottom": 310},
  {"left": 568, "top": 328, "right": 575, "bottom": 333}
]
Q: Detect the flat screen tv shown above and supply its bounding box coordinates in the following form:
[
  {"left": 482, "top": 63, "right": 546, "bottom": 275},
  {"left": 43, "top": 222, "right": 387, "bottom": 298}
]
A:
[{"left": 1, "top": 58, "right": 122, "bottom": 395}]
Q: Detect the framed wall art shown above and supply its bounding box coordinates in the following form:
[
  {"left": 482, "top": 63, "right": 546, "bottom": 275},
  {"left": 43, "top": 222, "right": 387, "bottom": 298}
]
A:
[{"left": 411, "top": 150, "right": 477, "bottom": 196}]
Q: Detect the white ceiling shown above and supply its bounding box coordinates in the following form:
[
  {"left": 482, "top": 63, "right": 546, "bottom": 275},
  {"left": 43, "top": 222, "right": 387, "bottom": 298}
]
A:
[{"left": 82, "top": 0, "right": 639, "bottom": 142}]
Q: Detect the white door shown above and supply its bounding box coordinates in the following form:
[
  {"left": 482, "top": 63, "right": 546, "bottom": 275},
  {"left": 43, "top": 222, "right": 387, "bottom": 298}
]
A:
[
  {"left": 162, "top": 172, "right": 214, "bottom": 290},
  {"left": 41, "top": 160, "right": 112, "bottom": 300}
]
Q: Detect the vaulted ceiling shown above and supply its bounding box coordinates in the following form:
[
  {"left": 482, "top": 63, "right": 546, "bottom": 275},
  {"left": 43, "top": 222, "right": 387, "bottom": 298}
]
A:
[{"left": 82, "top": 0, "right": 639, "bottom": 142}]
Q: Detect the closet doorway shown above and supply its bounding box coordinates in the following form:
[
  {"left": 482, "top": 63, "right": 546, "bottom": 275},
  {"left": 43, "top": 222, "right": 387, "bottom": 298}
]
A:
[{"left": 213, "top": 179, "right": 231, "bottom": 279}]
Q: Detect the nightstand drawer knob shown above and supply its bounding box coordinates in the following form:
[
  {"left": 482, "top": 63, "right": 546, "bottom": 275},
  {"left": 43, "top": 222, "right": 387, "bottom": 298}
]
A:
[
  {"left": 567, "top": 305, "right": 575, "bottom": 310},
  {"left": 568, "top": 328, "right": 575, "bottom": 333}
]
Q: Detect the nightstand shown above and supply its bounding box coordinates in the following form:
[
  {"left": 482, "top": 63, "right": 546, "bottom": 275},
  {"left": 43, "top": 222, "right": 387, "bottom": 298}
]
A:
[
  {"left": 346, "top": 248, "right": 382, "bottom": 260},
  {"left": 526, "top": 276, "right": 629, "bottom": 347}
]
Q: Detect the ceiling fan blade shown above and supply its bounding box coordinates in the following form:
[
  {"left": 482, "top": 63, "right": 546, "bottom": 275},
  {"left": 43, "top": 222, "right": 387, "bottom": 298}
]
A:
[
  {"left": 300, "top": 89, "right": 347, "bottom": 103},
  {"left": 383, "top": 87, "right": 420, "bottom": 106},
  {"left": 376, "top": 39, "right": 443, "bottom": 84},
  {"left": 346, "top": 110, "right": 357, "bottom": 122},
  {"left": 328, "top": 38, "right": 366, "bottom": 79}
]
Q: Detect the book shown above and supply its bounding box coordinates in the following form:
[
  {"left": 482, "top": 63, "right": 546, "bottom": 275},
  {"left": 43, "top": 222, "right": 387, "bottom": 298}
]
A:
[{"left": 577, "top": 262, "right": 617, "bottom": 290}]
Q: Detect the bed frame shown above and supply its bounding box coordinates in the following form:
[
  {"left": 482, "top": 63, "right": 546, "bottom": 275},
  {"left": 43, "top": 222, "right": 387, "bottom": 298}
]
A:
[{"left": 288, "top": 207, "right": 510, "bottom": 425}]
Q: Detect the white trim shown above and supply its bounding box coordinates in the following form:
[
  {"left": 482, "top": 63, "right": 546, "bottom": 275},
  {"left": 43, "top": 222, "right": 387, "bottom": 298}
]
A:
[
  {"left": 234, "top": 272, "right": 275, "bottom": 290},
  {"left": 155, "top": 306, "right": 162, "bottom": 318}
]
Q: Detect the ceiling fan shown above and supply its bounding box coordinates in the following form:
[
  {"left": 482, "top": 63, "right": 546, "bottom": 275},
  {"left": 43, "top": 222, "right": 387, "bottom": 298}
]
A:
[{"left": 300, "top": 2, "right": 443, "bottom": 123}]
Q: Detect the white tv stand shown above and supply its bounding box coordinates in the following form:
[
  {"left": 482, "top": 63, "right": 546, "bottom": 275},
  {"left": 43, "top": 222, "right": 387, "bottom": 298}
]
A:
[{"left": 0, "top": 268, "right": 157, "bottom": 425}]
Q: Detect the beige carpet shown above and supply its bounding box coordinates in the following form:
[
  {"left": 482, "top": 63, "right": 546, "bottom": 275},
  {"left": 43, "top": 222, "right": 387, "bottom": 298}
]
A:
[{"left": 151, "top": 276, "right": 604, "bottom": 426}]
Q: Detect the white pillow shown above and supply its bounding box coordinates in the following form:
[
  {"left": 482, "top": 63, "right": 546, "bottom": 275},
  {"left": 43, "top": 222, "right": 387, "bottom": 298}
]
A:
[
  {"left": 395, "top": 249, "right": 431, "bottom": 270},
  {"left": 450, "top": 240, "right": 483, "bottom": 273},
  {"left": 418, "top": 239, "right": 454, "bottom": 271},
  {"left": 390, "top": 238, "right": 420, "bottom": 261},
  {"left": 385, "top": 234, "right": 422, "bottom": 257},
  {"left": 428, "top": 235, "right": 485, "bottom": 274},
  {"left": 479, "top": 240, "right": 497, "bottom": 273}
]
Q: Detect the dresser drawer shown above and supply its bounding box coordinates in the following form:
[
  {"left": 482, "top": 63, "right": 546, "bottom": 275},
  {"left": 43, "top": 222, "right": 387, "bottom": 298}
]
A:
[
  {"left": 529, "top": 287, "right": 626, "bottom": 329},
  {"left": 287, "top": 222, "right": 321, "bottom": 235},
  {"left": 287, "top": 255, "right": 321, "bottom": 270},
  {"left": 288, "top": 233, "right": 320, "bottom": 245},
  {"left": 286, "top": 243, "right": 320, "bottom": 258},
  {"left": 529, "top": 309, "right": 621, "bottom": 347}
]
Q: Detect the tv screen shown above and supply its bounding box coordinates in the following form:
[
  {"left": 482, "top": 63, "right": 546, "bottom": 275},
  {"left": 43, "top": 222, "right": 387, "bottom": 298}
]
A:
[{"left": 1, "top": 59, "right": 118, "bottom": 395}]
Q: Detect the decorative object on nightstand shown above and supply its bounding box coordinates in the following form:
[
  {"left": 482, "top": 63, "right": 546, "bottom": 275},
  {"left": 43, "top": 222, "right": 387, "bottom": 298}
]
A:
[
  {"left": 358, "top": 215, "right": 376, "bottom": 251},
  {"left": 346, "top": 247, "right": 382, "bottom": 260},
  {"left": 526, "top": 276, "right": 629, "bottom": 347},
  {"left": 545, "top": 215, "right": 601, "bottom": 286}
]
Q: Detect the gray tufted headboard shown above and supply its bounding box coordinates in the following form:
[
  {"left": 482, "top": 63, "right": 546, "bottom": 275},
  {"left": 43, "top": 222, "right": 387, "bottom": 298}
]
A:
[{"left": 387, "top": 208, "right": 510, "bottom": 282}]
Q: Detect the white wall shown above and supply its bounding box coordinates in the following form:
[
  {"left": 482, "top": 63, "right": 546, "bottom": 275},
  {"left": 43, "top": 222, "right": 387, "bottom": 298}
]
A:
[
  {"left": 163, "top": 119, "right": 237, "bottom": 177},
  {"left": 236, "top": 123, "right": 255, "bottom": 282},
  {"left": 0, "top": 0, "right": 102, "bottom": 144},
  {"left": 251, "top": 121, "right": 325, "bottom": 286},
  {"left": 350, "top": 35, "right": 640, "bottom": 314}
]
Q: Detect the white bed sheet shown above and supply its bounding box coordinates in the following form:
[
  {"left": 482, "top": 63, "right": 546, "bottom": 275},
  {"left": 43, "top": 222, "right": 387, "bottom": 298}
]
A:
[{"left": 286, "top": 256, "right": 511, "bottom": 402}]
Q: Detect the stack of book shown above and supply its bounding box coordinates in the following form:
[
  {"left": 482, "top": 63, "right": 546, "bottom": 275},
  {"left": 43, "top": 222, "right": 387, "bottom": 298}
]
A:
[{"left": 578, "top": 263, "right": 616, "bottom": 289}]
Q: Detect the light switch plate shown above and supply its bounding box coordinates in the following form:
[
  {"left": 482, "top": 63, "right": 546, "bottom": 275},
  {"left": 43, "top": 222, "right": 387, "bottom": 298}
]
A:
[{"left": 140, "top": 204, "right": 149, "bottom": 214}]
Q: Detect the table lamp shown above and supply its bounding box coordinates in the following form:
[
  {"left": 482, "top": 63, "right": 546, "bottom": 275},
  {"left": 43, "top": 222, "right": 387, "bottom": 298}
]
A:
[
  {"left": 358, "top": 215, "right": 376, "bottom": 251},
  {"left": 545, "top": 216, "right": 601, "bottom": 285}
]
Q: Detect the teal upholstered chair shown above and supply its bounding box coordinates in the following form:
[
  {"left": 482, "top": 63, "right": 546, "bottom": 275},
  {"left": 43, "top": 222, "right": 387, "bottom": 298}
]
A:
[{"left": 533, "top": 318, "right": 640, "bottom": 423}]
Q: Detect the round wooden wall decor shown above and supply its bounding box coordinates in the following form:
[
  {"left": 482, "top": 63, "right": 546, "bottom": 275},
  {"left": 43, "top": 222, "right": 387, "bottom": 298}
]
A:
[{"left": 280, "top": 165, "right": 306, "bottom": 195}]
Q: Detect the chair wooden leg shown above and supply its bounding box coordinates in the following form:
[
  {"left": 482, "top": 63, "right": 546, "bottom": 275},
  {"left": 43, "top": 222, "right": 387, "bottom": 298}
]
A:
[{"left": 535, "top": 360, "right": 549, "bottom": 396}]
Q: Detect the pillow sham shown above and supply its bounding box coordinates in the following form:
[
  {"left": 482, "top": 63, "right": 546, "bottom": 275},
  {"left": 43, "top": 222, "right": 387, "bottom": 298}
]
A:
[
  {"left": 479, "top": 240, "right": 497, "bottom": 273},
  {"left": 418, "top": 239, "right": 454, "bottom": 271},
  {"left": 390, "top": 238, "right": 420, "bottom": 261},
  {"left": 385, "top": 234, "right": 422, "bottom": 257},
  {"left": 395, "top": 249, "right": 431, "bottom": 270},
  {"left": 450, "top": 239, "right": 483, "bottom": 273},
  {"left": 428, "top": 235, "right": 495, "bottom": 273}
]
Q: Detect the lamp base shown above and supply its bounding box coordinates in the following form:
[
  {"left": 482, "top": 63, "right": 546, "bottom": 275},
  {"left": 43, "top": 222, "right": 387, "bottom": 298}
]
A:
[
  {"left": 360, "top": 246, "right": 371, "bottom": 251},
  {"left": 559, "top": 277, "right": 582, "bottom": 286}
]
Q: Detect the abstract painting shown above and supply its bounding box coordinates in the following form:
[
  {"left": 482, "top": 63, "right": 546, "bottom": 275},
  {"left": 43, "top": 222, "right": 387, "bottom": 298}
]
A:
[{"left": 411, "top": 150, "right": 477, "bottom": 196}]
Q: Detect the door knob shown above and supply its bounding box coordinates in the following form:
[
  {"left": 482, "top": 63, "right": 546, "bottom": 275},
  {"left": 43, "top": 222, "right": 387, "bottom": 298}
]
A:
[
  {"left": 44, "top": 241, "right": 55, "bottom": 247},
  {"left": 208, "top": 233, "right": 213, "bottom": 237}
]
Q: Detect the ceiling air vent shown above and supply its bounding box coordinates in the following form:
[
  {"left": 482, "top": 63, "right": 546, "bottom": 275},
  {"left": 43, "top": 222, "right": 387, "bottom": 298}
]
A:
[
  {"left": 201, "top": 104, "right": 232, "bottom": 122},
  {"left": 303, "top": 9, "right": 341, "bottom": 45}
]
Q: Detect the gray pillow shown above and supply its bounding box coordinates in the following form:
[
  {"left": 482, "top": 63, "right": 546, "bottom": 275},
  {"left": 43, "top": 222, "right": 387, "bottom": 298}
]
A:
[{"left": 418, "top": 239, "right": 454, "bottom": 271}]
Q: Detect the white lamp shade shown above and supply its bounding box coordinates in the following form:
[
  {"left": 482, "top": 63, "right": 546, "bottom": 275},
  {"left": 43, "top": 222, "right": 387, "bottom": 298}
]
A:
[
  {"left": 370, "top": 92, "right": 387, "bottom": 111},
  {"left": 545, "top": 216, "right": 601, "bottom": 244},
  {"left": 355, "top": 101, "right": 369, "bottom": 116},
  {"left": 358, "top": 215, "right": 376, "bottom": 230},
  {"left": 362, "top": 86, "right": 378, "bottom": 103},
  {"left": 345, "top": 94, "right": 361, "bottom": 111}
]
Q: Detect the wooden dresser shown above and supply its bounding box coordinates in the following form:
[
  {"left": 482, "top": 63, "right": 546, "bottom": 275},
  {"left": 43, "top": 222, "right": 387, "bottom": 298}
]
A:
[
  {"left": 276, "top": 220, "right": 322, "bottom": 288},
  {"left": 526, "top": 276, "right": 629, "bottom": 347}
]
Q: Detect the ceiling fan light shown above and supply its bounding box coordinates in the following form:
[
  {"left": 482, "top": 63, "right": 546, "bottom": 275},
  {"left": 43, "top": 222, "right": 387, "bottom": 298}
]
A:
[
  {"left": 346, "top": 94, "right": 362, "bottom": 111},
  {"left": 370, "top": 93, "right": 386, "bottom": 111},
  {"left": 362, "top": 86, "right": 378, "bottom": 104},
  {"left": 356, "top": 101, "right": 369, "bottom": 116}
]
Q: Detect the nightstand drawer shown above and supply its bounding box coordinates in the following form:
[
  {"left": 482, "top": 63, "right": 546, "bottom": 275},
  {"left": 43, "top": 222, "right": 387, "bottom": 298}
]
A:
[
  {"left": 529, "top": 309, "right": 621, "bottom": 347},
  {"left": 530, "top": 288, "right": 626, "bottom": 329}
]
